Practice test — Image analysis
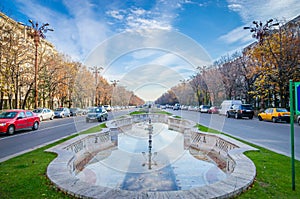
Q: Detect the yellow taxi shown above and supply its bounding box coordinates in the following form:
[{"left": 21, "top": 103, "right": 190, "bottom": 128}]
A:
[{"left": 258, "top": 108, "right": 290, "bottom": 123}]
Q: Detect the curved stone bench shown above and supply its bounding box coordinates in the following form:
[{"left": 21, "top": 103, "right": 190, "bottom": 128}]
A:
[{"left": 46, "top": 113, "right": 258, "bottom": 198}]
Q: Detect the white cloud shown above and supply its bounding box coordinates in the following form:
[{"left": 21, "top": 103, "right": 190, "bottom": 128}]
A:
[
  {"left": 227, "top": 0, "right": 300, "bottom": 23},
  {"left": 221, "top": 0, "right": 300, "bottom": 45},
  {"left": 84, "top": 29, "right": 212, "bottom": 101},
  {"left": 106, "top": 6, "right": 173, "bottom": 32},
  {"left": 15, "top": 0, "right": 110, "bottom": 61},
  {"left": 106, "top": 10, "right": 124, "bottom": 20},
  {"left": 14, "top": 0, "right": 206, "bottom": 63},
  {"left": 227, "top": 3, "right": 242, "bottom": 12},
  {"left": 219, "top": 26, "right": 253, "bottom": 44},
  {"left": 104, "top": 0, "right": 200, "bottom": 33}
]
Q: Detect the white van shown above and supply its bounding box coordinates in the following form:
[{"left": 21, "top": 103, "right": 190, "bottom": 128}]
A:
[{"left": 219, "top": 100, "right": 242, "bottom": 115}]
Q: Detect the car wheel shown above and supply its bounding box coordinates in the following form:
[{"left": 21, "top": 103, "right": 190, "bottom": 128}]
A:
[
  {"left": 272, "top": 117, "right": 277, "bottom": 123},
  {"left": 86, "top": 119, "right": 89, "bottom": 123},
  {"left": 7, "top": 125, "right": 15, "bottom": 135},
  {"left": 249, "top": 115, "right": 253, "bottom": 119},
  {"left": 105, "top": 116, "right": 108, "bottom": 121},
  {"left": 226, "top": 112, "right": 230, "bottom": 118},
  {"left": 98, "top": 117, "right": 102, "bottom": 122},
  {"left": 235, "top": 113, "right": 239, "bottom": 119},
  {"left": 258, "top": 116, "right": 263, "bottom": 121},
  {"left": 298, "top": 119, "right": 300, "bottom": 126},
  {"left": 32, "top": 121, "right": 39, "bottom": 130}
]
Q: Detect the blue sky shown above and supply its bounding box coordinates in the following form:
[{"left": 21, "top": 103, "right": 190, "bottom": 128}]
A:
[{"left": 1, "top": 0, "right": 300, "bottom": 101}]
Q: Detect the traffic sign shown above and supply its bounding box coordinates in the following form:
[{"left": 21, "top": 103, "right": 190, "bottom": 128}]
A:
[{"left": 295, "top": 82, "right": 300, "bottom": 115}]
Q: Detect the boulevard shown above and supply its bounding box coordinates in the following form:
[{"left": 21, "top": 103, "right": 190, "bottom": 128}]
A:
[{"left": 0, "top": 108, "right": 299, "bottom": 162}]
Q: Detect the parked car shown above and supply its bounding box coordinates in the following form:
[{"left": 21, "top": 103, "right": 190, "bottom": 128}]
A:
[
  {"left": 160, "top": 105, "right": 167, "bottom": 109},
  {"left": 173, "top": 103, "right": 181, "bottom": 110},
  {"left": 54, "top": 107, "right": 71, "bottom": 118},
  {"left": 0, "top": 109, "right": 40, "bottom": 135},
  {"left": 188, "top": 106, "right": 199, "bottom": 111},
  {"left": 180, "top": 105, "right": 188, "bottom": 110},
  {"left": 298, "top": 115, "right": 300, "bottom": 126},
  {"left": 86, "top": 107, "right": 108, "bottom": 122},
  {"left": 33, "top": 108, "right": 54, "bottom": 121},
  {"left": 200, "top": 105, "right": 211, "bottom": 113},
  {"left": 226, "top": 104, "right": 254, "bottom": 119},
  {"left": 258, "top": 108, "right": 290, "bottom": 123},
  {"left": 219, "top": 100, "right": 242, "bottom": 115},
  {"left": 103, "top": 105, "right": 112, "bottom": 112},
  {"left": 208, "top": 106, "right": 219, "bottom": 114},
  {"left": 70, "top": 108, "right": 83, "bottom": 116}
]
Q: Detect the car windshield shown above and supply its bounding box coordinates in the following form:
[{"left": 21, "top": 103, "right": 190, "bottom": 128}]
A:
[
  {"left": 241, "top": 105, "right": 253, "bottom": 110},
  {"left": 276, "top": 108, "right": 288, "bottom": 112},
  {"left": 33, "top": 109, "right": 42, "bottom": 113},
  {"left": 55, "top": 108, "right": 64, "bottom": 111},
  {"left": 0, "top": 111, "right": 18, "bottom": 119}
]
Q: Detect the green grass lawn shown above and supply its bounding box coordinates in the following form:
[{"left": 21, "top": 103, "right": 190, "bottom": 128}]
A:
[
  {"left": 198, "top": 124, "right": 300, "bottom": 198},
  {"left": 0, "top": 123, "right": 299, "bottom": 198}
]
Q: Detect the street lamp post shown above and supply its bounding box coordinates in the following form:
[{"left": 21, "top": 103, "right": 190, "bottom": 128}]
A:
[
  {"left": 110, "top": 80, "right": 119, "bottom": 107},
  {"left": 90, "top": 66, "right": 103, "bottom": 106},
  {"left": 28, "top": 20, "right": 53, "bottom": 109},
  {"left": 111, "top": 80, "right": 119, "bottom": 87},
  {"left": 244, "top": 19, "right": 279, "bottom": 44}
]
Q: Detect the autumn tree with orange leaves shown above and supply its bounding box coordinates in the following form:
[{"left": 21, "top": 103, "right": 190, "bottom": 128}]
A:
[{"left": 249, "top": 19, "right": 300, "bottom": 108}]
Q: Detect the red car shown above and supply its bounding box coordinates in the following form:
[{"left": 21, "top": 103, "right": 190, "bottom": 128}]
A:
[
  {"left": 0, "top": 109, "right": 40, "bottom": 135},
  {"left": 208, "top": 106, "right": 219, "bottom": 114}
]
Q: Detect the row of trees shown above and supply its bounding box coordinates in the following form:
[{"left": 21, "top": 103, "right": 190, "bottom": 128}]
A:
[
  {"left": 156, "top": 17, "right": 300, "bottom": 109},
  {"left": 0, "top": 12, "right": 144, "bottom": 110}
]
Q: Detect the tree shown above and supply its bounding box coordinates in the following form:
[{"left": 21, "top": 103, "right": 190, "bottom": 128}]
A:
[
  {"left": 202, "top": 66, "right": 225, "bottom": 106},
  {"left": 189, "top": 66, "right": 210, "bottom": 106},
  {"left": 72, "top": 65, "right": 94, "bottom": 108},
  {"left": 0, "top": 17, "right": 30, "bottom": 109},
  {"left": 250, "top": 19, "right": 300, "bottom": 108}
]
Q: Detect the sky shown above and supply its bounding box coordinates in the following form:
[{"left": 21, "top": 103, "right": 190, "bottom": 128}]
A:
[{"left": 1, "top": 0, "right": 300, "bottom": 101}]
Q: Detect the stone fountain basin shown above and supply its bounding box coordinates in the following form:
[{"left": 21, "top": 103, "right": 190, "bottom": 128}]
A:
[{"left": 46, "top": 113, "right": 258, "bottom": 199}]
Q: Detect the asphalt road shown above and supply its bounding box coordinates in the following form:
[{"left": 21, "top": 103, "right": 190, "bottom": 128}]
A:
[
  {"left": 0, "top": 108, "right": 299, "bottom": 162},
  {"left": 0, "top": 109, "right": 132, "bottom": 162},
  {"left": 168, "top": 109, "right": 300, "bottom": 160}
]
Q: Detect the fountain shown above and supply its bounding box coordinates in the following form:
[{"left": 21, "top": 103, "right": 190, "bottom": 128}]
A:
[{"left": 46, "top": 113, "right": 257, "bottom": 198}]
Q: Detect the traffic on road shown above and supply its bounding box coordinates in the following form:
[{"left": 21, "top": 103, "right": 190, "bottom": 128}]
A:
[{"left": 0, "top": 105, "right": 299, "bottom": 163}]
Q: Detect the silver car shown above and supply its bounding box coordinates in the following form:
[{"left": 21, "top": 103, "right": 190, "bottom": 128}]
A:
[
  {"left": 54, "top": 107, "right": 71, "bottom": 118},
  {"left": 33, "top": 108, "right": 54, "bottom": 121}
]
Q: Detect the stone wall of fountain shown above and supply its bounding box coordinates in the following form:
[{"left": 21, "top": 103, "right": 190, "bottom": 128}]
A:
[{"left": 46, "top": 113, "right": 258, "bottom": 199}]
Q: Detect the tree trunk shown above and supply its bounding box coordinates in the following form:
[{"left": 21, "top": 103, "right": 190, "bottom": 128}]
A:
[{"left": 22, "top": 83, "right": 34, "bottom": 109}]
